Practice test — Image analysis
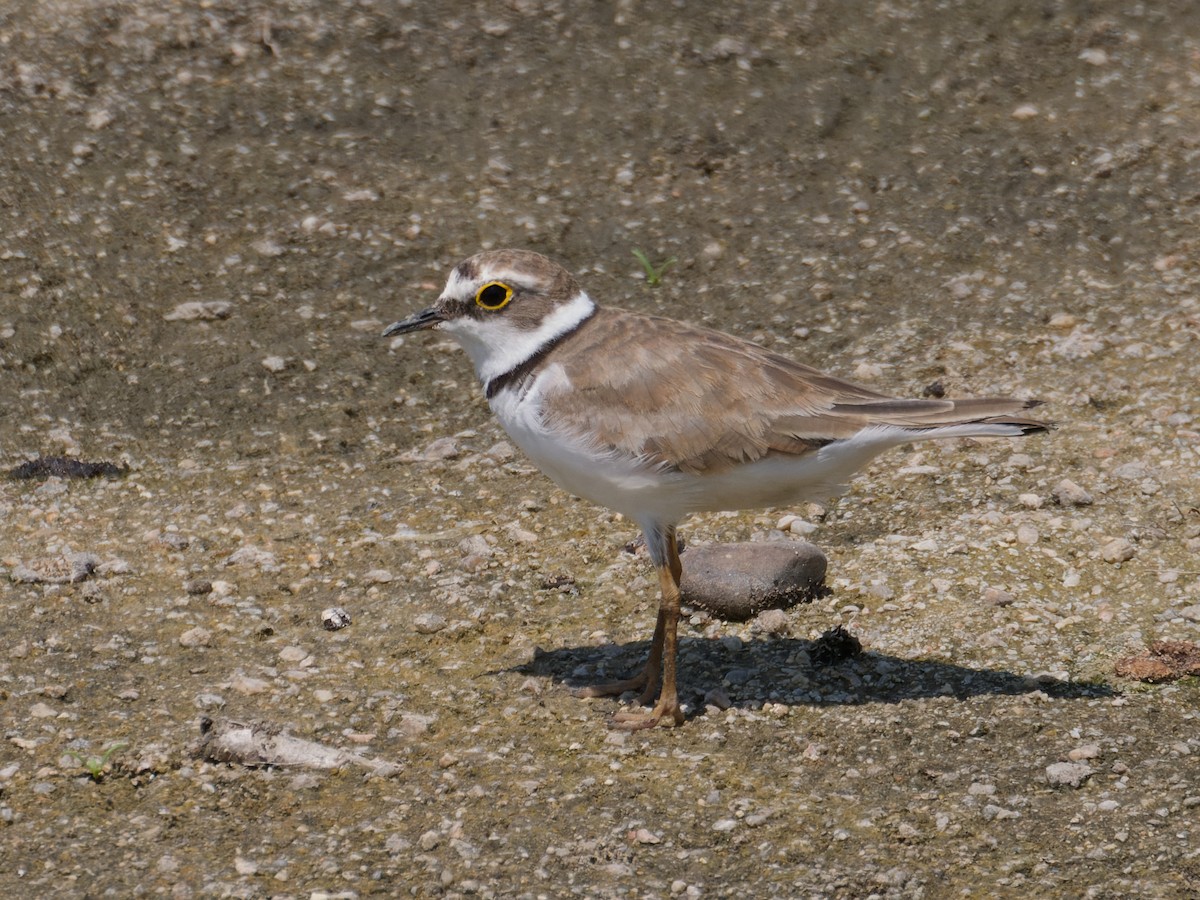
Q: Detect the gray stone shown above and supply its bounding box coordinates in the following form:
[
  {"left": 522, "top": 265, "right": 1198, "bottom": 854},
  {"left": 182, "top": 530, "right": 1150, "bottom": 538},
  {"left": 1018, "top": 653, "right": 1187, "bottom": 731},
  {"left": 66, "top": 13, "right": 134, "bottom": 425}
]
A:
[
  {"left": 1052, "top": 478, "right": 1094, "bottom": 506},
  {"left": 1100, "top": 538, "right": 1135, "bottom": 563},
  {"left": 680, "top": 541, "right": 826, "bottom": 622},
  {"left": 1046, "top": 761, "right": 1095, "bottom": 788}
]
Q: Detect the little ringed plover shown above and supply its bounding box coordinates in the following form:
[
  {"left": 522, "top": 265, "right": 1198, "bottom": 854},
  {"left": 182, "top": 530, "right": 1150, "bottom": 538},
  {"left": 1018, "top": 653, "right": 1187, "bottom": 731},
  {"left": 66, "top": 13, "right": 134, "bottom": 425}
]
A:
[{"left": 384, "top": 249, "right": 1051, "bottom": 730}]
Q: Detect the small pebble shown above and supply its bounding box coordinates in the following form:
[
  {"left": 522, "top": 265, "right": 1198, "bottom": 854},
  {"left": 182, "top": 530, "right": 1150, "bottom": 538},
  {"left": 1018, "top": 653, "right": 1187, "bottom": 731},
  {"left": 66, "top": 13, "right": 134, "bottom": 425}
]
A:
[
  {"left": 1053, "top": 479, "right": 1093, "bottom": 506},
  {"left": 777, "top": 514, "right": 817, "bottom": 535},
  {"left": 1100, "top": 538, "right": 1135, "bottom": 564},
  {"left": 703, "top": 687, "right": 733, "bottom": 710},
  {"left": 423, "top": 437, "right": 460, "bottom": 460},
  {"left": 278, "top": 645, "right": 309, "bottom": 663},
  {"left": 982, "top": 586, "right": 1015, "bottom": 607},
  {"left": 752, "top": 608, "right": 791, "bottom": 636},
  {"left": 230, "top": 675, "right": 269, "bottom": 695},
  {"left": 179, "top": 626, "right": 213, "bottom": 648},
  {"left": 321, "top": 607, "right": 352, "bottom": 631},
  {"left": 163, "top": 300, "right": 232, "bottom": 321},
  {"left": 413, "top": 613, "right": 448, "bottom": 634},
  {"left": 1046, "top": 761, "right": 1094, "bottom": 788}
]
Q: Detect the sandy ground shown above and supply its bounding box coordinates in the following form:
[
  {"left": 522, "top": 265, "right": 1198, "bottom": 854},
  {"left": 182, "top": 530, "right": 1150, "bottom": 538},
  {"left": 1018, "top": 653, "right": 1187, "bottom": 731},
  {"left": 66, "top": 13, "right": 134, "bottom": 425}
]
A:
[{"left": 1, "top": 1, "right": 1199, "bottom": 897}]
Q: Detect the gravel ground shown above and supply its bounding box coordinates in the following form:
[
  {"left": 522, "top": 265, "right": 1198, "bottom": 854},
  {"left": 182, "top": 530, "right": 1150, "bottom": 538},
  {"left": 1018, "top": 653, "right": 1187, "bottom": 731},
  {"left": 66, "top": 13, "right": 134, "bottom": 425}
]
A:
[{"left": 2, "top": 1, "right": 1199, "bottom": 897}]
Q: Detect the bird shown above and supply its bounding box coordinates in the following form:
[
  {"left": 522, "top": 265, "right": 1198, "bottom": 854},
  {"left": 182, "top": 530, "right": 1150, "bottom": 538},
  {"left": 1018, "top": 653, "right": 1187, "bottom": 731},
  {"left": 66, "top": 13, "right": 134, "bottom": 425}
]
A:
[{"left": 383, "top": 249, "right": 1052, "bottom": 730}]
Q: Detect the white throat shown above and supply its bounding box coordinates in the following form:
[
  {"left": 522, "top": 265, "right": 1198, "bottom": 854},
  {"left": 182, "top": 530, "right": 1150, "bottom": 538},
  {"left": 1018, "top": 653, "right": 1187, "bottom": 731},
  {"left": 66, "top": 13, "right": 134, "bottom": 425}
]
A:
[{"left": 441, "top": 290, "right": 596, "bottom": 387}]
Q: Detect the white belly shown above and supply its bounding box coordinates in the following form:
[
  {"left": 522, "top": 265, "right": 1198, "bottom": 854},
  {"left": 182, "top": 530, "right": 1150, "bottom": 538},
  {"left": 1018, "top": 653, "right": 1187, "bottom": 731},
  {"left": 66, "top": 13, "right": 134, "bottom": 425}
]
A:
[{"left": 488, "top": 373, "right": 919, "bottom": 530}]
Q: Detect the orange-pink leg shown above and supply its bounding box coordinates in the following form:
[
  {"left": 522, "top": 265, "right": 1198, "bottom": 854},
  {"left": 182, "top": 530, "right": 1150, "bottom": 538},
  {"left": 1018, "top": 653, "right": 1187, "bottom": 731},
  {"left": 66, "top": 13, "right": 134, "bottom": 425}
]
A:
[
  {"left": 609, "top": 535, "right": 685, "bottom": 730},
  {"left": 575, "top": 605, "right": 665, "bottom": 703}
]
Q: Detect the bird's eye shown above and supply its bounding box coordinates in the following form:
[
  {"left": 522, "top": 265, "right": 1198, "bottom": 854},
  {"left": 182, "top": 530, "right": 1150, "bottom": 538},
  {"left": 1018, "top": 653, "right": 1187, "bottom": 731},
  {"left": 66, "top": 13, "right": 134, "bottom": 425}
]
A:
[{"left": 475, "top": 281, "right": 513, "bottom": 310}]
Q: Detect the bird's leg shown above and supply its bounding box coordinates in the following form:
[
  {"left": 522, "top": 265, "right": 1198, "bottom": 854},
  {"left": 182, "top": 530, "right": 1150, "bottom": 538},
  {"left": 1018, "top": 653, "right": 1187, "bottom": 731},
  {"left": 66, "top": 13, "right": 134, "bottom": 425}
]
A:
[
  {"left": 575, "top": 607, "right": 664, "bottom": 700},
  {"left": 611, "top": 532, "right": 685, "bottom": 730}
]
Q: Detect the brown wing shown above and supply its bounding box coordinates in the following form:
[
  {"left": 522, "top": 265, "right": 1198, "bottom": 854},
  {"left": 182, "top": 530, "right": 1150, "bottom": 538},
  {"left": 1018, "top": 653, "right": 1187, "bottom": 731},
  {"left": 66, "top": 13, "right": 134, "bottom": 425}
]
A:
[{"left": 541, "top": 307, "right": 1045, "bottom": 475}]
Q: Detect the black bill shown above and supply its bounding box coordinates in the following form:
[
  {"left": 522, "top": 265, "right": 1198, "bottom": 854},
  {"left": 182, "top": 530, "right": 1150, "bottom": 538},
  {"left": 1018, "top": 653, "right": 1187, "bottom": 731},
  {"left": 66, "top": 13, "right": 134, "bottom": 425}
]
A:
[{"left": 382, "top": 307, "right": 444, "bottom": 337}]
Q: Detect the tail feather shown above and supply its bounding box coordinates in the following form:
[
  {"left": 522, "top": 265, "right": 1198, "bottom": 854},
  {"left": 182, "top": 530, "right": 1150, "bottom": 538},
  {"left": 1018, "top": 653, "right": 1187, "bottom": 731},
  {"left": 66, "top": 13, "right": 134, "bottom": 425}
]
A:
[{"left": 833, "top": 397, "right": 1053, "bottom": 433}]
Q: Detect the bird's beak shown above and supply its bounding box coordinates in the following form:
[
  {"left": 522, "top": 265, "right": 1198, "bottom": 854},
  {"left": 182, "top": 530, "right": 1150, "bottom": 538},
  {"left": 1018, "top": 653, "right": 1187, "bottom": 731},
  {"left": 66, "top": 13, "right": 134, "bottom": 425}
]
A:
[{"left": 382, "top": 306, "right": 444, "bottom": 337}]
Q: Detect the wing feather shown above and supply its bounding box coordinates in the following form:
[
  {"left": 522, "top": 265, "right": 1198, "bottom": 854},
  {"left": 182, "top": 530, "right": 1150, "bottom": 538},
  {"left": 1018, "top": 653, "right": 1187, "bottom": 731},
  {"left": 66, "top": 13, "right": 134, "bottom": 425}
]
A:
[{"left": 540, "top": 308, "right": 1046, "bottom": 475}]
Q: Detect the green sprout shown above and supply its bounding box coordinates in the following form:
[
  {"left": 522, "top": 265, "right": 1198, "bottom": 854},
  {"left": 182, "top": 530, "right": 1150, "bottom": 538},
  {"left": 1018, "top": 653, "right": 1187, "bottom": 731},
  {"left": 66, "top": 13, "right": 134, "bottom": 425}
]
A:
[
  {"left": 632, "top": 249, "right": 677, "bottom": 287},
  {"left": 65, "top": 741, "right": 128, "bottom": 781}
]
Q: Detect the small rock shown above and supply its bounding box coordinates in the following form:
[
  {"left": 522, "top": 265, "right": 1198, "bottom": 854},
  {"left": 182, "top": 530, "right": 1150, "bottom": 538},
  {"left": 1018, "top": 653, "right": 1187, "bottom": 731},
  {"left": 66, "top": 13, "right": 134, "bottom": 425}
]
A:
[
  {"left": 1046, "top": 761, "right": 1094, "bottom": 788},
  {"left": 423, "top": 437, "right": 460, "bottom": 460},
  {"left": 752, "top": 608, "right": 791, "bottom": 636},
  {"left": 777, "top": 514, "right": 817, "bottom": 535},
  {"left": 278, "top": 645, "right": 309, "bottom": 663},
  {"left": 680, "top": 541, "right": 826, "bottom": 621},
  {"left": 234, "top": 857, "right": 259, "bottom": 876},
  {"left": 982, "top": 586, "right": 1015, "bottom": 607},
  {"left": 224, "top": 545, "right": 280, "bottom": 572},
  {"left": 261, "top": 355, "right": 288, "bottom": 373},
  {"left": 364, "top": 569, "right": 393, "bottom": 584},
  {"left": 1016, "top": 524, "right": 1039, "bottom": 545},
  {"left": 1052, "top": 479, "right": 1093, "bottom": 506},
  {"left": 418, "top": 830, "right": 441, "bottom": 851},
  {"left": 1017, "top": 493, "right": 1043, "bottom": 509},
  {"left": 711, "top": 818, "right": 738, "bottom": 833},
  {"left": 251, "top": 238, "right": 285, "bottom": 257},
  {"left": 1068, "top": 744, "right": 1101, "bottom": 762},
  {"left": 29, "top": 702, "right": 57, "bottom": 719},
  {"left": 1100, "top": 538, "right": 1135, "bottom": 564},
  {"left": 540, "top": 573, "right": 576, "bottom": 592},
  {"left": 163, "top": 301, "right": 232, "bottom": 322},
  {"left": 322, "top": 607, "right": 352, "bottom": 631},
  {"left": 506, "top": 524, "right": 538, "bottom": 544},
  {"left": 1011, "top": 104, "right": 1039, "bottom": 120},
  {"left": 703, "top": 687, "right": 732, "bottom": 710},
  {"left": 184, "top": 579, "right": 212, "bottom": 595},
  {"left": 97, "top": 558, "right": 131, "bottom": 576},
  {"left": 179, "top": 627, "right": 213, "bottom": 648},
  {"left": 230, "top": 675, "right": 270, "bottom": 695},
  {"left": 413, "top": 613, "right": 448, "bottom": 634},
  {"left": 398, "top": 713, "right": 435, "bottom": 736}
]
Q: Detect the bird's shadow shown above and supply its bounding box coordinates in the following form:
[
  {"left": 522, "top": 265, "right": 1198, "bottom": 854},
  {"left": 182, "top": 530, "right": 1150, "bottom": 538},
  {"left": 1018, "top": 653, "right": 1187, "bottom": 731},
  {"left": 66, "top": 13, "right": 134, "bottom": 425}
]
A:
[{"left": 507, "top": 634, "right": 1114, "bottom": 714}]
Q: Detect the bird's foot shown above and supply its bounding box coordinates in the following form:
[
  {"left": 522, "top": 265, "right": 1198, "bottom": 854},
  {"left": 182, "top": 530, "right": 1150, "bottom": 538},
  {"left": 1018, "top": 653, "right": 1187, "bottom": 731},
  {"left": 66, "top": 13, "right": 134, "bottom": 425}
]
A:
[
  {"left": 610, "top": 696, "right": 685, "bottom": 731},
  {"left": 574, "top": 668, "right": 658, "bottom": 703}
]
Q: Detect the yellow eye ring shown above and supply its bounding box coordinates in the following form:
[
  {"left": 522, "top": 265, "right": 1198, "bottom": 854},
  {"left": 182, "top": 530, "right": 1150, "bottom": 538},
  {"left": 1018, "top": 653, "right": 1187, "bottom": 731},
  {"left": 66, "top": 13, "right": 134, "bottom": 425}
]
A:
[{"left": 475, "top": 281, "right": 513, "bottom": 310}]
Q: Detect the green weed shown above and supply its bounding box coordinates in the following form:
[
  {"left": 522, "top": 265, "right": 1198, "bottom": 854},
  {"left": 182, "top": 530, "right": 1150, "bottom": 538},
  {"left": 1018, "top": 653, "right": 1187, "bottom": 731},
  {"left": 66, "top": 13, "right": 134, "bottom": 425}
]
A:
[{"left": 632, "top": 249, "right": 677, "bottom": 287}]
